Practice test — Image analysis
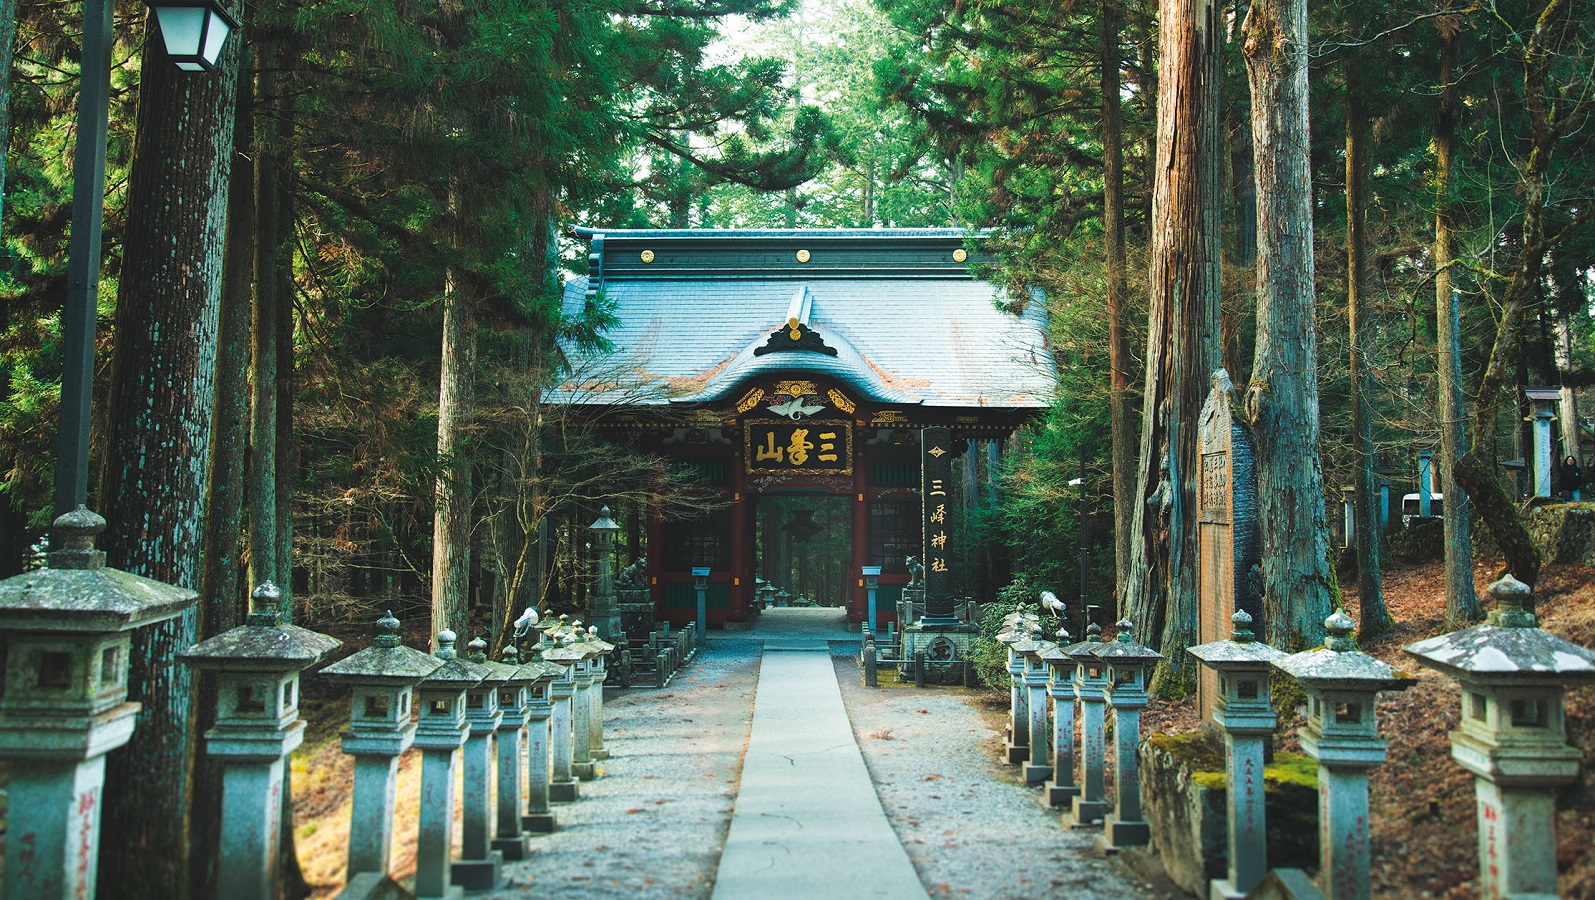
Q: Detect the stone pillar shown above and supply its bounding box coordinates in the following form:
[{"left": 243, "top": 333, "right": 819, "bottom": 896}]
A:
[
  {"left": 1091, "top": 620, "right": 1161, "bottom": 853},
  {"left": 1274, "top": 612, "right": 1414, "bottom": 900},
  {"left": 998, "top": 617, "right": 1033, "bottom": 764},
  {"left": 589, "top": 653, "right": 609, "bottom": 761},
  {"left": 1041, "top": 638, "right": 1080, "bottom": 807},
  {"left": 1418, "top": 450, "right": 1433, "bottom": 518},
  {"left": 547, "top": 662, "right": 579, "bottom": 803},
  {"left": 492, "top": 647, "right": 533, "bottom": 861},
  {"left": 320, "top": 612, "right": 441, "bottom": 891},
  {"left": 1188, "top": 609, "right": 1285, "bottom": 899},
  {"left": 1532, "top": 400, "right": 1555, "bottom": 498},
  {"left": 181, "top": 583, "right": 340, "bottom": 900},
  {"left": 452, "top": 638, "right": 510, "bottom": 890},
  {"left": 1065, "top": 623, "right": 1110, "bottom": 828},
  {"left": 521, "top": 672, "right": 558, "bottom": 833},
  {"left": 571, "top": 658, "right": 597, "bottom": 780},
  {"left": 1021, "top": 646, "right": 1054, "bottom": 785},
  {"left": 1341, "top": 486, "right": 1355, "bottom": 550},
  {"left": 413, "top": 630, "right": 489, "bottom": 900}
]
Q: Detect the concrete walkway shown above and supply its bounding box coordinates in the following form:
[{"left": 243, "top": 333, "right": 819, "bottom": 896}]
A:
[{"left": 711, "top": 649, "right": 928, "bottom": 899}]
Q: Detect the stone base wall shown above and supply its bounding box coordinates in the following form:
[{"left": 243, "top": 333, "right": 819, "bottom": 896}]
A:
[
  {"left": 898, "top": 625, "right": 977, "bottom": 685},
  {"left": 1140, "top": 732, "right": 1319, "bottom": 896},
  {"left": 1471, "top": 503, "right": 1595, "bottom": 565}
]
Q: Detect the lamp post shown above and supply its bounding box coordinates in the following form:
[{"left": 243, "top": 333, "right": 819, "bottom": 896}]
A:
[{"left": 53, "top": 0, "right": 237, "bottom": 539}]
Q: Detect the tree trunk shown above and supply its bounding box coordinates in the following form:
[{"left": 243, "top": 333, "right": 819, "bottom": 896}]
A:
[
  {"left": 1242, "top": 0, "right": 1332, "bottom": 650},
  {"left": 1556, "top": 313, "right": 1578, "bottom": 462},
  {"left": 1433, "top": 26, "right": 1482, "bottom": 623},
  {"left": 189, "top": 69, "right": 254, "bottom": 898},
  {"left": 1345, "top": 67, "right": 1390, "bottom": 636},
  {"left": 432, "top": 254, "right": 476, "bottom": 640},
  {"left": 250, "top": 52, "right": 282, "bottom": 598},
  {"left": 1124, "top": 0, "right": 1224, "bottom": 695},
  {"left": 1102, "top": 0, "right": 1135, "bottom": 603},
  {"left": 0, "top": 0, "right": 14, "bottom": 233},
  {"left": 96, "top": 8, "right": 240, "bottom": 895},
  {"left": 1452, "top": 0, "right": 1577, "bottom": 593}
]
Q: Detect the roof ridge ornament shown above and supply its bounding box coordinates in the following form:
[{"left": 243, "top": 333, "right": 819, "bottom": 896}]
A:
[{"left": 754, "top": 318, "right": 837, "bottom": 357}]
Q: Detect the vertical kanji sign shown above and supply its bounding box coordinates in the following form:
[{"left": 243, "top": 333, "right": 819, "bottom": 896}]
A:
[{"left": 921, "top": 427, "right": 956, "bottom": 620}]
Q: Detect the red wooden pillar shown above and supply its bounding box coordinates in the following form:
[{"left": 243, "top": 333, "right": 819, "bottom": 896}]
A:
[
  {"left": 728, "top": 452, "right": 750, "bottom": 623},
  {"left": 646, "top": 496, "right": 664, "bottom": 619},
  {"left": 850, "top": 433, "right": 869, "bottom": 624}
]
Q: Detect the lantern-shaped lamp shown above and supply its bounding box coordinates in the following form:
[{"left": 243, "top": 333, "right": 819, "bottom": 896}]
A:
[
  {"left": 417, "top": 630, "right": 489, "bottom": 738},
  {"left": 321, "top": 611, "right": 443, "bottom": 744},
  {"left": 146, "top": 0, "right": 238, "bottom": 72},
  {"left": 1405, "top": 575, "right": 1595, "bottom": 898},
  {"left": 1188, "top": 608, "right": 1285, "bottom": 733}
]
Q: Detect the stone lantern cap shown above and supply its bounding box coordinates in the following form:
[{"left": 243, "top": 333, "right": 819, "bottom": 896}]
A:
[
  {"left": 466, "top": 636, "right": 519, "bottom": 685},
  {"left": 1038, "top": 629, "right": 1075, "bottom": 666},
  {"left": 589, "top": 506, "right": 621, "bottom": 532},
  {"left": 180, "top": 583, "right": 340, "bottom": 671},
  {"left": 421, "top": 630, "right": 491, "bottom": 689},
  {"left": 1403, "top": 575, "right": 1595, "bottom": 686},
  {"left": 1061, "top": 622, "right": 1106, "bottom": 661},
  {"left": 0, "top": 508, "right": 196, "bottom": 633},
  {"left": 1089, "top": 619, "right": 1163, "bottom": 664},
  {"left": 1272, "top": 611, "right": 1415, "bottom": 690},
  {"left": 321, "top": 611, "right": 444, "bottom": 685},
  {"left": 540, "top": 637, "right": 591, "bottom": 666},
  {"left": 501, "top": 645, "right": 562, "bottom": 687},
  {"left": 1010, "top": 625, "right": 1050, "bottom": 657},
  {"left": 1188, "top": 609, "right": 1286, "bottom": 668},
  {"left": 579, "top": 627, "right": 616, "bottom": 654}
]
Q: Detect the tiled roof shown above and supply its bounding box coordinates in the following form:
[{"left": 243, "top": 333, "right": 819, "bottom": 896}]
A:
[{"left": 551, "top": 230, "right": 1055, "bottom": 409}]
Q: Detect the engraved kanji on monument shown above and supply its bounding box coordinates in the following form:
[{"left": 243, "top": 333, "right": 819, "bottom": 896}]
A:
[
  {"left": 1197, "top": 369, "right": 1262, "bottom": 725},
  {"left": 921, "top": 426, "right": 958, "bottom": 623}
]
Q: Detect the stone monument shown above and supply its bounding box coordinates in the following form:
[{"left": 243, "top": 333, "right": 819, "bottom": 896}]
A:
[{"left": 1197, "top": 370, "right": 1261, "bottom": 724}]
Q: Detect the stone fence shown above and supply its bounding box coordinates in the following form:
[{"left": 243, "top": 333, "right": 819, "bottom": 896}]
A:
[
  {"left": 994, "top": 575, "right": 1595, "bottom": 900},
  {"left": 0, "top": 509, "right": 623, "bottom": 900}
]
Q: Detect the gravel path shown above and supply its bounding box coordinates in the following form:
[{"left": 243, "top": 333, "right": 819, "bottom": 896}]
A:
[
  {"left": 834, "top": 656, "right": 1155, "bottom": 899},
  {"left": 488, "top": 637, "right": 762, "bottom": 898},
  {"left": 484, "top": 638, "right": 1157, "bottom": 898}
]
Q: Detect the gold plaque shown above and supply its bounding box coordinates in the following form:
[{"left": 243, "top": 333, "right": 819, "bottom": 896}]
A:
[
  {"left": 796, "top": 249, "right": 811, "bottom": 263},
  {"left": 774, "top": 380, "right": 818, "bottom": 397},
  {"left": 952, "top": 248, "right": 967, "bottom": 263},
  {"left": 640, "top": 250, "right": 655, "bottom": 263}
]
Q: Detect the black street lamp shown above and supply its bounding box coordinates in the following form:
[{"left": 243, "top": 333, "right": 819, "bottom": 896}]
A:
[
  {"left": 54, "top": 0, "right": 236, "bottom": 542},
  {"left": 147, "top": 0, "right": 238, "bottom": 73}
]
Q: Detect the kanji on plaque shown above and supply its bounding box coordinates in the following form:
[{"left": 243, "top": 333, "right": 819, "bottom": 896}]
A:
[
  {"left": 920, "top": 426, "right": 957, "bottom": 620},
  {"left": 745, "top": 419, "right": 852, "bottom": 474}
]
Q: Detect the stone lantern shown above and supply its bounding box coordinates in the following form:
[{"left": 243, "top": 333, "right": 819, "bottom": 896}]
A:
[
  {"left": 1272, "top": 611, "right": 1414, "bottom": 900},
  {"left": 1062, "top": 621, "right": 1111, "bottom": 828},
  {"left": 997, "top": 613, "right": 1036, "bottom": 764},
  {"left": 541, "top": 637, "right": 589, "bottom": 803},
  {"left": 1010, "top": 626, "right": 1055, "bottom": 784},
  {"left": 515, "top": 652, "right": 565, "bottom": 833},
  {"left": 1089, "top": 619, "right": 1162, "bottom": 853},
  {"left": 413, "top": 629, "right": 490, "bottom": 900},
  {"left": 180, "top": 582, "right": 339, "bottom": 900},
  {"left": 1188, "top": 608, "right": 1286, "bottom": 899},
  {"left": 493, "top": 645, "right": 558, "bottom": 849},
  {"left": 319, "top": 610, "right": 442, "bottom": 892},
  {"left": 0, "top": 508, "right": 195, "bottom": 900},
  {"left": 1404, "top": 575, "right": 1595, "bottom": 899},
  {"left": 1039, "top": 629, "right": 1079, "bottom": 807},
  {"left": 588, "top": 507, "right": 623, "bottom": 641},
  {"left": 452, "top": 636, "right": 514, "bottom": 890},
  {"left": 759, "top": 581, "right": 777, "bottom": 610},
  {"left": 582, "top": 627, "right": 616, "bottom": 764}
]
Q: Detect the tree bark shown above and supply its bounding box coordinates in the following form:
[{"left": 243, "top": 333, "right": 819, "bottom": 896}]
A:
[
  {"left": 1433, "top": 25, "right": 1482, "bottom": 623},
  {"left": 1242, "top": 0, "right": 1333, "bottom": 650},
  {"left": 432, "top": 255, "right": 476, "bottom": 640},
  {"left": 0, "top": 0, "right": 15, "bottom": 233},
  {"left": 1345, "top": 67, "right": 1390, "bottom": 636},
  {"left": 1102, "top": 0, "right": 1135, "bottom": 603},
  {"left": 97, "top": 8, "right": 241, "bottom": 895},
  {"left": 190, "top": 68, "right": 253, "bottom": 898},
  {"left": 1124, "top": 0, "right": 1224, "bottom": 694},
  {"left": 250, "top": 51, "right": 281, "bottom": 598}
]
